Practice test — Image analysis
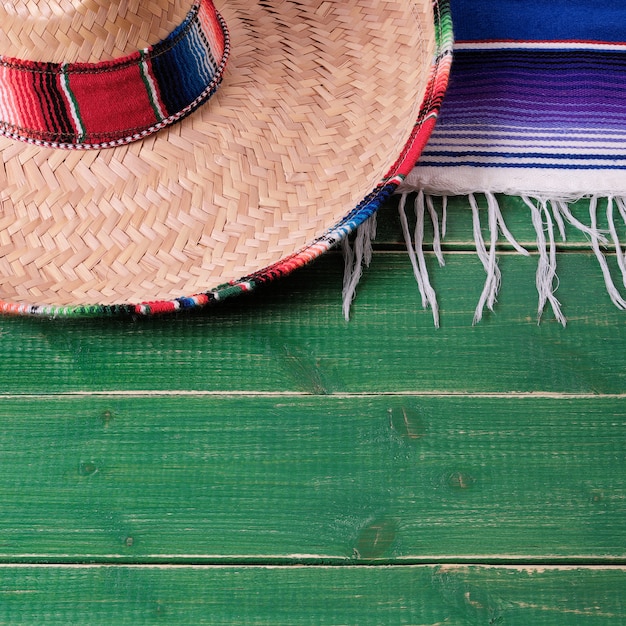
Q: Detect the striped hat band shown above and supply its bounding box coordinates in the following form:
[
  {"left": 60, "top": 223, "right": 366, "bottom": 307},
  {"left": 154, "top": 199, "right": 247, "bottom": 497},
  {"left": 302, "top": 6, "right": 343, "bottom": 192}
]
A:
[{"left": 0, "top": 0, "right": 228, "bottom": 149}]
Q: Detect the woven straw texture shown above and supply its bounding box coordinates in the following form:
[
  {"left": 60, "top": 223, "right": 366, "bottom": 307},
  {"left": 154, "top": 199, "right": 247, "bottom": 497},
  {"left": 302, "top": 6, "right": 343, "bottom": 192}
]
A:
[{"left": 0, "top": 0, "right": 439, "bottom": 315}]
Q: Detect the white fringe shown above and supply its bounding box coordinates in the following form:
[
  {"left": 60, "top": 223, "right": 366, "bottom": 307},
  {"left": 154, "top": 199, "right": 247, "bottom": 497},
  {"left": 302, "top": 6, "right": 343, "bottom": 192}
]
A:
[
  {"left": 551, "top": 199, "right": 605, "bottom": 243},
  {"left": 342, "top": 192, "right": 626, "bottom": 324},
  {"left": 398, "top": 191, "right": 441, "bottom": 327},
  {"left": 470, "top": 193, "right": 500, "bottom": 323},
  {"left": 523, "top": 197, "right": 565, "bottom": 325},
  {"left": 396, "top": 192, "right": 626, "bottom": 325},
  {"left": 441, "top": 196, "right": 448, "bottom": 239},
  {"left": 487, "top": 191, "right": 529, "bottom": 257},
  {"left": 612, "top": 197, "right": 626, "bottom": 288},
  {"left": 342, "top": 212, "right": 377, "bottom": 320},
  {"left": 588, "top": 197, "right": 626, "bottom": 310},
  {"left": 426, "top": 194, "right": 445, "bottom": 268}
]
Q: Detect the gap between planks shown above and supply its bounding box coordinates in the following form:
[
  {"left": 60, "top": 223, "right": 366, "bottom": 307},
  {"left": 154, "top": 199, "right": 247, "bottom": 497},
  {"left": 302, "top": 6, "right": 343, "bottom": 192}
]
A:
[
  {"left": 0, "top": 563, "right": 623, "bottom": 572},
  {"left": 1, "top": 556, "right": 626, "bottom": 568},
  {"left": 369, "top": 244, "right": 621, "bottom": 253},
  {"left": 1, "top": 391, "right": 625, "bottom": 400}
]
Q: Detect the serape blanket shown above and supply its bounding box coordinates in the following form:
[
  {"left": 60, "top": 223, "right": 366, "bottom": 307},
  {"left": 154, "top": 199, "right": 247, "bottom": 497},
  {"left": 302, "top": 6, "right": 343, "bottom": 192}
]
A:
[{"left": 397, "top": 0, "right": 626, "bottom": 325}]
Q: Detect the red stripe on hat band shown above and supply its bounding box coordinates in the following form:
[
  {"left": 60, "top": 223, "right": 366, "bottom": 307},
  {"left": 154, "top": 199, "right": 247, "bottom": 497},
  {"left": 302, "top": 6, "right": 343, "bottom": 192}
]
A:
[
  {"left": 68, "top": 63, "right": 158, "bottom": 137},
  {"left": 0, "top": 0, "right": 229, "bottom": 149}
]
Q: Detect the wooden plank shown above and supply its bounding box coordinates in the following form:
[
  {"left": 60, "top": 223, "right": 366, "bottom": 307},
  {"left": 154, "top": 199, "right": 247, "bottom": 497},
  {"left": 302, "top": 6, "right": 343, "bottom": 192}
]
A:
[
  {"left": 0, "top": 252, "right": 624, "bottom": 394},
  {"left": 0, "top": 395, "right": 623, "bottom": 561},
  {"left": 0, "top": 565, "right": 622, "bottom": 624}
]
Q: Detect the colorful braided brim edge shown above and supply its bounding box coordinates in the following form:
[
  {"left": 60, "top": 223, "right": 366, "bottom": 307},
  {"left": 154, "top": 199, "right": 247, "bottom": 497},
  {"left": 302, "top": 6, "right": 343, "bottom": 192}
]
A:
[{"left": 0, "top": 0, "right": 453, "bottom": 319}]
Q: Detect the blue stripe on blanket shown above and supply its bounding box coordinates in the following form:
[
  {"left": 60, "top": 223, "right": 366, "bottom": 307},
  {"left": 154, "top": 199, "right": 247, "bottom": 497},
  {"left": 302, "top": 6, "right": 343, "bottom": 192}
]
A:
[{"left": 451, "top": 0, "right": 626, "bottom": 43}]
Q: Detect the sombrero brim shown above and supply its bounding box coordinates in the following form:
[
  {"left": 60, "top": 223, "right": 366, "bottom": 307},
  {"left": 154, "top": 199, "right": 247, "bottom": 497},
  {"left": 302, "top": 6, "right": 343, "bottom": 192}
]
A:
[{"left": 0, "top": 0, "right": 452, "bottom": 317}]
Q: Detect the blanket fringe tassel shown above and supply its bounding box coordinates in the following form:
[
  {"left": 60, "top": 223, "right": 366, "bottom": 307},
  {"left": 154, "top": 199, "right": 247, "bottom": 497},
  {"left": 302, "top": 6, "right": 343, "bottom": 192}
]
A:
[
  {"left": 341, "top": 192, "right": 626, "bottom": 324},
  {"left": 342, "top": 212, "right": 377, "bottom": 321}
]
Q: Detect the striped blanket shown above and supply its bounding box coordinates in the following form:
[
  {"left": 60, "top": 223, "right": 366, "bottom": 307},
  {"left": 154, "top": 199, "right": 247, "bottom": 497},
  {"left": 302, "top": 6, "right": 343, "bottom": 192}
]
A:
[{"left": 398, "top": 0, "right": 626, "bottom": 324}]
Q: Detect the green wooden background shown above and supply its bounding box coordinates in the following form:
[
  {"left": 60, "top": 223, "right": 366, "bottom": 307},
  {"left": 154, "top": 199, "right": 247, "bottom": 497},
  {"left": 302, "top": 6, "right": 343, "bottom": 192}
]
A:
[{"left": 0, "top": 195, "right": 624, "bottom": 624}]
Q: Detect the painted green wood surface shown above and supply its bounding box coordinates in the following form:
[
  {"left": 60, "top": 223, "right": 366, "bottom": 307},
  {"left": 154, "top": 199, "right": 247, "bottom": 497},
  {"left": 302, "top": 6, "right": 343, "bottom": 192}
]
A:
[
  {"left": 0, "top": 252, "right": 624, "bottom": 394},
  {"left": 0, "top": 395, "right": 623, "bottom": 561},
  {"left": 0, "top": 565, "right": 622, "bottom": 624},
  {"left": 0, "top": 194, "right": 624, "bottom": 621}
]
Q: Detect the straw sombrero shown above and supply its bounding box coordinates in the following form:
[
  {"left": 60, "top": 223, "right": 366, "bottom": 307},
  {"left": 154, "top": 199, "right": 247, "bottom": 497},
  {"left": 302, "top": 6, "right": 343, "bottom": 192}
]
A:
[{"left": 0, "top": 0, "right": 452, "bottom": 317}]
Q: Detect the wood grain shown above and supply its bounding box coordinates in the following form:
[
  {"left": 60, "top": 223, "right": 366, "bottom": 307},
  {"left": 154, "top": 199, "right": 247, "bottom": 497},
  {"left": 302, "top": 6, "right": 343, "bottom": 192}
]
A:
[
  {"left": 0, "top": 395, "right": 622, "bottom": 561},
  {"left": 0, "top": 565, "right": 622, "bottom": 625},
  {"left": 0, "top": 251, "right": 624, "bottom": 394}
]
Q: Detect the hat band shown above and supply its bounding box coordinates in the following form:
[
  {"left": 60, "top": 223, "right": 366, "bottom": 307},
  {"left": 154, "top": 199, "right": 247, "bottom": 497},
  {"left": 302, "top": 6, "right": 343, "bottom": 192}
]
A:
[{"left": 0, "top": 0, "right": 229, "bottom": 149}]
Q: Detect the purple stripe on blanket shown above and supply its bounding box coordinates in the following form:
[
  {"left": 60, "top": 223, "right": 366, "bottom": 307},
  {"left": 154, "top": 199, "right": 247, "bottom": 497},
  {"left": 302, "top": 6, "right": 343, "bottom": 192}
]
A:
[{"left": 430, "top": 48, "right": 626, "bottom": 133}]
